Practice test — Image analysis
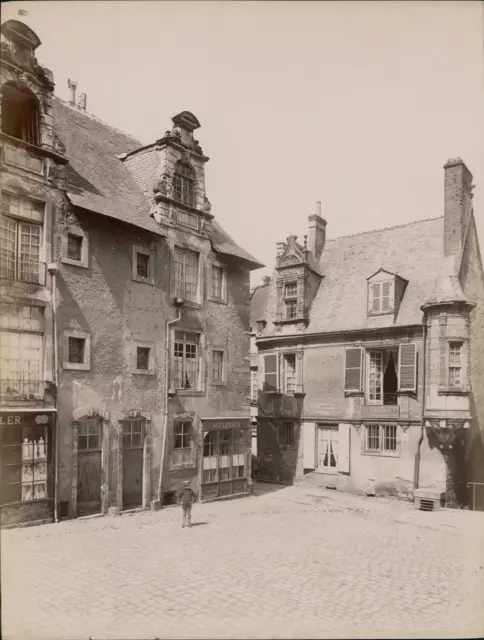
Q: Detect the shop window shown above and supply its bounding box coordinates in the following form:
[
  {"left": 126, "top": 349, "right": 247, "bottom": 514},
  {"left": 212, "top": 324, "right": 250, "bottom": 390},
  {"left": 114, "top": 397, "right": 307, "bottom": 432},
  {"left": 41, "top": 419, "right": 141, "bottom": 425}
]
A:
[
  {"left": 1, "top": 83, "right": 40, "bottom": 146},
  {"left": 0, "top": 425, "right": 48, "bottom": 504}
]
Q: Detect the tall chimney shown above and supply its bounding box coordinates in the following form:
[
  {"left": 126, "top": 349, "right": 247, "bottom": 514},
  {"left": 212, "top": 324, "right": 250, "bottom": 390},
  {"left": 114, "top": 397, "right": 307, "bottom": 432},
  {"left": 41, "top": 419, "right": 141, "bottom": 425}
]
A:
[
  {"left": 444, "top": 158, "right": 474, "bottom": 256},
  {"left": 77, "top": 93, "right": 87, "bottom": 111},
  {"left": 68, "top": 79, "right": 77, "bottom": 106},
  {"left": 308, "top": 201, "right": 327, "bottom": 261}
]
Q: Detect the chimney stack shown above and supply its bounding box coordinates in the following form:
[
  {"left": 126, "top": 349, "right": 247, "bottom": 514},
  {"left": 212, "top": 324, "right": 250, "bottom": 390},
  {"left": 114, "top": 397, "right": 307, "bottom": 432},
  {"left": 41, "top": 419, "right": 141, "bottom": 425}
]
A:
[
  {"left": 68, "top": 79, "right": 77, "bottom": 106},
  {"left": 262, "top": 276, "right": 271, "bottom": 286},
  {"left": 307, "top": 201, "right": 327, "bottom": 261},
  {"left": 77, "top": 93, "right": 87, "bottom": 111},
  {"left": 444, "top": 158, "right": 474, "bottom": 256}
]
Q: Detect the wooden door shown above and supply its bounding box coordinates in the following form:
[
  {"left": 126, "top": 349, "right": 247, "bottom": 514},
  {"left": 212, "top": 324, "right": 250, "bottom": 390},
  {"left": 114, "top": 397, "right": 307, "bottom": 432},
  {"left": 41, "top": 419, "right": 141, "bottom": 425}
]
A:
[
  {"left": 122, "top": 419, "right": 144, "bottom": 510},
  {"left": 77, "top": 418, "right": 102, "bottom": 516}
]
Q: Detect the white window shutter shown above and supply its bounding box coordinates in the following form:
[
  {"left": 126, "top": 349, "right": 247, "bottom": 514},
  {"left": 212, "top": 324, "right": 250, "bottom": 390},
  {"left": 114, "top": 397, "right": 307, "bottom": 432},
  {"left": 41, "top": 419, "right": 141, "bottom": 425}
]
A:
[
  {"left": 338, "top": 423, "right": 351, "bottom": 474},
  {"left": 372, "top": 283, "right": 381, "bottom": 312},
  {"left": 344, "top": 347, "right": 363, "bottom": 391},
  {"left": 303, "top": 422, "right": 316, "bottom": 470},
  {"left": 399, "top": 343, "right": 417, "bottom": 391},
  {"left": 367, "top": 283, "right": 373, "bottom": 312},
  {"left": 382, "top": 281, "right": 391, "bottom": 312}
]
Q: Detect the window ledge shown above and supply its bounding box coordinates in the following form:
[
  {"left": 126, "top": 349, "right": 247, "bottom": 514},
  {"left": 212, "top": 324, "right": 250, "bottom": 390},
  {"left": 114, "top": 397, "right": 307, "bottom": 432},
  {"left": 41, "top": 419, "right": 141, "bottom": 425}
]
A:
[
  {"left": 208, "top": 297, "right": 227, "bottom": 305},
  {"left": 367, "top": 311, "right": 395, "bottom": 317},
  {"left": 438, "top": 389, "right": 470, "bottom": 396},
  {"left": 63, "top": 362, "right": 90, "bottom": 371},
  {"left": 61, "top": 257, "right": 88, "bottom": 269},
  {"left": 273, "top": 318, "right": 309, "bottom": 326},
  {"left": 293, "top": 392, "right": 306, "bottom": 399},
  {"left": 361, "top": 451, "right": 400, "bottom": 458},
  {"left": 345, "top": 390, "right": 364, "bottom": 397},
  {"left": 176, "top": 301, "right": 202, "bottom": 310},
  {"left": 132, "top": 370, "right": 155, "bottom": 376},
  {"left": 175, "top": 390, "right": 205, "bottom": 397},
  {"left": 169, "top": 462, "right": 197, "bottom": 471},
  {"left": 132, "top": 277, "right": 154, "bottom": 286},
  {"left": 396, "top": 390, "right": 415, "bottom": 395},
  {"left": 210, "top": 381, "right": 227, "bottom": 387}
]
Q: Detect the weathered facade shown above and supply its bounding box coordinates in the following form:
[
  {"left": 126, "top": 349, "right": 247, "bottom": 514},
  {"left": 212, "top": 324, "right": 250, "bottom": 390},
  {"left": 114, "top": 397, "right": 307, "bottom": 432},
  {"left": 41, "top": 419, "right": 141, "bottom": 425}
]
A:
[
  {"left": 0, "top": 20, "right": 262, "bottom": 527},
  {"left": 252, "top": 164, "right": 484, "bottom": 509}
]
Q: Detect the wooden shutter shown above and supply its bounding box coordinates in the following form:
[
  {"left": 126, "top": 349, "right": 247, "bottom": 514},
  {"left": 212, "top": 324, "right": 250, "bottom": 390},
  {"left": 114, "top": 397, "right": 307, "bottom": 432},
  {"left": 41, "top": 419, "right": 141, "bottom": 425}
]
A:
[
  {"left": 381, "top": 281, "right": 393, "bottom": 312},
  {"left": 372, "top": 283, "right": 381, "bottom": 312},
  {"left": 398, "top": 343, "right": 417, "bottom": 391},
  {"left": 303, "top": 422, "right": 316, "bottom": 470},
  {"left": 263, "top": 354, "right": 278, "bottom": 392},
  {"left": 338, "top": 423, "right": 351, "bottom": 474},
  {"left": 344, "top": 348, "right": 363, "bottom": 391},
  {"left": 367, "top": 283, "right": 374, "bottom": 312}
]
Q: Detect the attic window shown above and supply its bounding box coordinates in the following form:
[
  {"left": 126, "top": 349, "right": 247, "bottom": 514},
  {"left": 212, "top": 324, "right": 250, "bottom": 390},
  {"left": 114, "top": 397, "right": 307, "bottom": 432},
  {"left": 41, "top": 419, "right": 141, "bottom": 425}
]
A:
[
  {"left": 368, "top": 280, "right": 394, "bottom": 315},
  {"left": 173, "top": 162, "right": 195, "bottom": 208},
  {"left": 1, "top": 83, "right": 40, "bottom": 146},
  {"left": 284, "top": 281, "right": 298, "bottom": 320}
]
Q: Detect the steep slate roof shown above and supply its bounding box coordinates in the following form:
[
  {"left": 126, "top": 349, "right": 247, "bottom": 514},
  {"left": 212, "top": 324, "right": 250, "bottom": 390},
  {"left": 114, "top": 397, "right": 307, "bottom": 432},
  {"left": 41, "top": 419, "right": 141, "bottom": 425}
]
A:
[
  {"left": 250, "top": 283, "right": 270, "bottom": 329},
  {"left": 53, "top": 98, "right": 165, "bottom": 236},
  {"left": 53, "top": 98, "right": 263, "bottom": 268},
  {"left": 259, "top": 217, "right": 449, "bottom": 336}
]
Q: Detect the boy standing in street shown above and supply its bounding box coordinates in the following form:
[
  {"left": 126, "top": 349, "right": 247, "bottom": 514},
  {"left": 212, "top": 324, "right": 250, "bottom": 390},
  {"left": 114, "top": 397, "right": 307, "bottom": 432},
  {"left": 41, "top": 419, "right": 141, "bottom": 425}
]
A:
[{"left": 178, "top": 480, "right": 197, "bottom": 528}]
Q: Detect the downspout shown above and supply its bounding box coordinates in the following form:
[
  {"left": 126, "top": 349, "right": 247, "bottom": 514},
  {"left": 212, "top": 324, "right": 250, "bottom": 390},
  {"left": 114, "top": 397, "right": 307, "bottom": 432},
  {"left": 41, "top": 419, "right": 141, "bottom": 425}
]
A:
[
  {"left": 48, "top": 264, "right": 60, "bottom": 523},
  {"left": 414, "top": 321, "right": 427, "bottom": 490},
  {"left": 157, "top": 306, "right": 182, "bottom": 504}
]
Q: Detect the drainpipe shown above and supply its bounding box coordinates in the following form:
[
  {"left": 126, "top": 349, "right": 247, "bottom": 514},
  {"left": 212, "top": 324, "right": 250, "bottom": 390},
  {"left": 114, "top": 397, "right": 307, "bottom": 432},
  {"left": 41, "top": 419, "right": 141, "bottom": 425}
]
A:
[
  {"left": 414, "top": 322, "right": 427, "bottom": 490},
  {"left": 157, "top": 304, "right": 183, "bottom": 504},
  {"left": 48, "top": 262, "right": 60, "bottom": 522}
]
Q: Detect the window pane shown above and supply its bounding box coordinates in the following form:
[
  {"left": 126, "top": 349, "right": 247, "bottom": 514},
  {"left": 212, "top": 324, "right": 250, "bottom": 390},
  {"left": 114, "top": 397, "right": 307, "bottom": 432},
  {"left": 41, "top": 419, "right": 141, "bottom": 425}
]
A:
[
  {"left": 67, "top": 233, "right": 83, "bottom": 261},
  {"left": 88, "top": 434, "right": 99, "bottom": 450},
  {"left": 212, "top": 350, "right": 224, "bottom": 381},
  {"left": 136, "top": 253, "right": 149, "bottom": 278},
  {"left": 68, "top": 337, "right": 85, "bottom": 364},
  {"left": 284, "top": 282, "right": 297, "bottom": 298},
  {"left": 136, "top": 347, "right": 150, "bottom": 370},
  {"left": 1, "top": 483, "right": 21, "bottom": 504},
  {"left": 78, "top": 435, "right": 88, "bottom": 451},
  {"left": 366, "top": 425, "right": 380, "bottom": 451},
  {"left": 212, "top": 266, "right": 223, "bottom": 298}
]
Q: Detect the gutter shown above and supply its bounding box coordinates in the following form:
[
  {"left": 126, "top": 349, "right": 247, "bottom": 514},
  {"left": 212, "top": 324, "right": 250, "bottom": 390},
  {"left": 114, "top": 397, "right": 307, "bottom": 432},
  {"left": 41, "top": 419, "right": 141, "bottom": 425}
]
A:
[
  {"left": 48, "top": 263, "right": 60, "bottom": 523},
  {"left": 256, "top": 324, "right": 425, "bottom": 345},
  {"left": 414, "top": 321, "right": 427, "bottom": 490},
  {"left": 157, "top": 306, "right": 182, "bottom": 504}
]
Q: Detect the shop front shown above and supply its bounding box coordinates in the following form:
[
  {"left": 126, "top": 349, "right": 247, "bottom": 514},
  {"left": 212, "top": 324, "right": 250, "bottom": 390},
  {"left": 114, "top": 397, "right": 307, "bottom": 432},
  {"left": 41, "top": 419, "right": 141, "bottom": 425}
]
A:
[
  {"left": 0, "top": 410, "right": 55, "bottom": 527},
  {"left": 200, "top": 417, "right": 251, "bottom": 501}
]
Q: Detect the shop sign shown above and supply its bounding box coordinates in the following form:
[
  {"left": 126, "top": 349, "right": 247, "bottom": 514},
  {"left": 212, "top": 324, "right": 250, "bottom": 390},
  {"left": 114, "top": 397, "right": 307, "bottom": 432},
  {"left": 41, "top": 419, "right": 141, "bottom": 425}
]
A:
[
  {"left": 0, "top": 412, "right": 53, "bottom": 427},
  {"left": 202, "top": 418, "right": 250, "bottom": 432}
]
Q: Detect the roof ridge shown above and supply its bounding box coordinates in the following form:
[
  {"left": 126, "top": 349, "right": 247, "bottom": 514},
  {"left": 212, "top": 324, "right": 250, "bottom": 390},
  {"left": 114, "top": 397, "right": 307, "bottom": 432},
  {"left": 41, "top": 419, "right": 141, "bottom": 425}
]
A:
[
  {"left": 327, "top": 215, "right": 444, "bottom": 243},
  {"left": 53, "top": 96, "right": 142, "bottom": 146}
]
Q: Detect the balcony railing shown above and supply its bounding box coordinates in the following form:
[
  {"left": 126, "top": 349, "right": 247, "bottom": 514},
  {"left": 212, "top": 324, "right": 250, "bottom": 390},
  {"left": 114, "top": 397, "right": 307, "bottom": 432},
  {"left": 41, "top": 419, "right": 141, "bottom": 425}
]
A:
[
  {"left": 0, "top": 379, "right": 44, "bottom": 401},
  {"left": 0, "top": 251, "right": 46, "bottom": 285}
]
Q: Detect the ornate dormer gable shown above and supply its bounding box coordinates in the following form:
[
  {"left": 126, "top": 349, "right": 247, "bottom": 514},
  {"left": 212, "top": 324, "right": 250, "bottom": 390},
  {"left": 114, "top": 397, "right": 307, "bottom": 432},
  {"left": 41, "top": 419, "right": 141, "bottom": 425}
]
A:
[
  {"left": 0, "top": 20, "right": 65, "bottom": 175},
  {"left": 367, "top": 268, "right": 408, "bottom": 320},
  {"left": 145, "top": 110, "right": 212, "bottom": 234},
  {"left": 274, "top": 233, "right": 322, "bottom": 326}
]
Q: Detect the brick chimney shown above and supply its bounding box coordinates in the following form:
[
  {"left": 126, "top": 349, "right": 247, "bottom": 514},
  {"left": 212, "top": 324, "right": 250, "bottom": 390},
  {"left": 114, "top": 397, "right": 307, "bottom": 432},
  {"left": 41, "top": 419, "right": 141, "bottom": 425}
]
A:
[
  {"left": 67, "top": 79, "right": 77, "bottom": 106},
  {"left": 308, "top": 201, "right": 327, "bottom": 261},
  {"left": 77, "top": 93, "right": 87, "bottom": 111},
  {"left": 444, "top": 158, "right": 474, "bottom": 256}
]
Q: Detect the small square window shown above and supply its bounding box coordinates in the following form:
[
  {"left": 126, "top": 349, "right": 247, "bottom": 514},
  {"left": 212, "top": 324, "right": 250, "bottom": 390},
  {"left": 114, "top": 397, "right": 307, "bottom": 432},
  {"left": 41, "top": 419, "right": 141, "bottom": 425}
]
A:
[
  {"left": 67, "top": 233, "right": 83, "bottom": 261},
  {"left": 136, "top": 253, "right": 150, "bottom": 279},
  {"left": 136, "top": 347, "right": 150, "bottom": 371},
  {"left": 68, "top": 337, "right": 85, "bottom": 364}
]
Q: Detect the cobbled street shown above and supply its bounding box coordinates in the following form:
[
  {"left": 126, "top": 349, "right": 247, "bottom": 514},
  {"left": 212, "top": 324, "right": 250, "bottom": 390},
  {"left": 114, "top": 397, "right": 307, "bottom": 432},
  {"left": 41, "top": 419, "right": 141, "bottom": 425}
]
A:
[{"left": 2, "top": 483, "right": 484, "bottom": 640}]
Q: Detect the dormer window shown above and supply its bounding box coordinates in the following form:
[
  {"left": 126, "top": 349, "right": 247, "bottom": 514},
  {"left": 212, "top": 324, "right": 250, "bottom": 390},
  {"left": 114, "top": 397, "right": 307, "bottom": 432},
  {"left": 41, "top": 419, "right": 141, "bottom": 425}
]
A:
[
  {"left": 368, "top": 279, "right": 395, "bottom": 315},
  {"left": 173, "top": 162, "right": 195, "bottom": 208},
  {"left": 1, "top": 83, "right": 40, "bottom": 146},
  {"left": 284, "top": 281, "right": 298, "bottom": 320}
]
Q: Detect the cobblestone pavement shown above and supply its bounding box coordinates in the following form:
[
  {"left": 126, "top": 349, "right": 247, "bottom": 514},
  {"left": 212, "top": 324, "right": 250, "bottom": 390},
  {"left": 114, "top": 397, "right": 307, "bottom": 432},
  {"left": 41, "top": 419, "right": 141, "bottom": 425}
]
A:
[{"left": 2, "top": 483, "right": 484, "bottom": 640}]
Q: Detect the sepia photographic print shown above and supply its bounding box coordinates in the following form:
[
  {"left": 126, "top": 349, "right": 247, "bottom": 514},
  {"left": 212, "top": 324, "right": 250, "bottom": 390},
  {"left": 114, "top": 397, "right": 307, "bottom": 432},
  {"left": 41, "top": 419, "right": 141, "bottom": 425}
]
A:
[{"left": 0, "top": 1, "right": 483, "bottom": 639}]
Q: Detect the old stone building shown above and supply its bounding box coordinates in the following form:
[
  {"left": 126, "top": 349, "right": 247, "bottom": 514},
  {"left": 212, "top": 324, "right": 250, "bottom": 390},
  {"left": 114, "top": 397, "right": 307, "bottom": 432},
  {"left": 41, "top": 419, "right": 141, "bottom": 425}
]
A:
[
  {"left": 251, "top": 164, "right": 484, "bottom": 509},
  {"left": 0, "top": 20, "right": 262, "bottom": 527}
]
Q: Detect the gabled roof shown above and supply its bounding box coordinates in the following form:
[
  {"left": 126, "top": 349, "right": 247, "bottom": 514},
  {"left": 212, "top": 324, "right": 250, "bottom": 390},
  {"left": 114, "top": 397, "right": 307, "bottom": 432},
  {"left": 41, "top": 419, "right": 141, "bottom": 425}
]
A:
[
  {"left": 257, "top": 217, "right": 448, "bottom": 336},
  {"left": 53, "top": 98, "right": 166, "bottom": 236},
  {"left": 211, "top": 220, "right": 263, "bottom": 269}
]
